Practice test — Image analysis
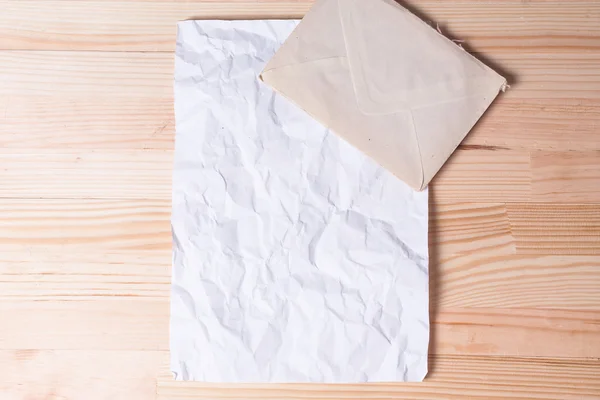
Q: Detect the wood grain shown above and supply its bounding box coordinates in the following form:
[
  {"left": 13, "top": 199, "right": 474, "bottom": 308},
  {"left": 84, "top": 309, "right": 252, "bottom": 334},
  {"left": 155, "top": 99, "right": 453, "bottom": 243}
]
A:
[
  {"left": 508, "top": 203, "right": 600, "bottom": 254},
  {"left": 431, "top": 149, "right": 531, "bottom": 202},
  {"left": 462, "top": 97, "right": 600, "bottom": 151},
  {"left": 497, "top": 52, "right": 600, "bottom": 100},
  {"left": 0, "top": 1, "right": 310, "bottom": 52},
  {"left": 1, "top": 1, "right": 599, "bottom": 52},
  {"left": 0, "top": 96, "right": 174, "bottom": 151},
  {"left": 0, "top": 51, "right": 173, "bottom": 97},
  {"left": 1, "top": 350, "right": 166, "bottom": 400},
  {"left": 0, "top": 198, "right": 171, "bottom": 251},
  {"left": 0, "top": 151, "right": 172, "bottom": 199},
  {"left": 157, "top": 356, "right": 600, "bottom": 400},
  {"left": 0, "top": 300, "right": 169, "bottom": 350},
  {"left": 429, "top": 203, "right": 515, "bottom": 257},
  {"left": 433, "top": 308, "right": 600, "bottom": 358},
  {"left": 532, "top": 151, "right": 600, "bottom": 202},
  {"left": 0, "top": 251, "right": 170, "bottom": 301},
  {"left": 435, "top": 254, "right": 600, "bottom": 309}
]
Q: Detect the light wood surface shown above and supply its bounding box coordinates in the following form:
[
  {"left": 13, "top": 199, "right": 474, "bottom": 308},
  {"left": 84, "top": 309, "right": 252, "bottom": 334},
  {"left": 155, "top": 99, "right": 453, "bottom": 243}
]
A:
[{"left": 1, "top": 0, "right": 599, "bottom": 398}]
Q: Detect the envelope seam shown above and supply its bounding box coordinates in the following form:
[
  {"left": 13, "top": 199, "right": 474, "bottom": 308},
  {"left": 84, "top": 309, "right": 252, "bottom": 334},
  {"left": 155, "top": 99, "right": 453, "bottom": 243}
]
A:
[{"left": 408, "top": 110, "right": 425, "bottom": 190}]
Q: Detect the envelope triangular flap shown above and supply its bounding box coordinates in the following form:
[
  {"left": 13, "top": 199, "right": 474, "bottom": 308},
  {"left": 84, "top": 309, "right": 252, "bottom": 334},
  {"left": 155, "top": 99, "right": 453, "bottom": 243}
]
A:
[
  {"left": 338, "top": 0, "right": 500, "bottom": 115},
  {"left": 263, "top": 0, "right": 346, "bottom": 72},
  {"left": 338, "top": 0, "right": 506, "bottom": 189}
]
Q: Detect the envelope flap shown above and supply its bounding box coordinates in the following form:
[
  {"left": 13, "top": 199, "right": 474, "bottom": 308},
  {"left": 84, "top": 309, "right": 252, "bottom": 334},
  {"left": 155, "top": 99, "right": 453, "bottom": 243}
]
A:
[
  {"left": 338, "top": 0, "right": 504, "bottom": 115},
  {"left": 263, "top": 0, "right": 346, "bottom": 73}
]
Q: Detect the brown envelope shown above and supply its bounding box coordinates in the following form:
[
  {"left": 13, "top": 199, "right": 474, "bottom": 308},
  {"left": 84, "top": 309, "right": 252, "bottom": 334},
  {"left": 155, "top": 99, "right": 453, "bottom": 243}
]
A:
[{"left": 261, "top": 0, "right": 506, "bottom": 190}]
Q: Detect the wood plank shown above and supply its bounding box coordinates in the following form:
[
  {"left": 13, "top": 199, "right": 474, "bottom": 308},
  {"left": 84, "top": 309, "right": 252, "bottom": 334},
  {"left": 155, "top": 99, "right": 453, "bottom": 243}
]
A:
[
  {"left": 0, "top": 300, "right": 169, "bottom": 350},
  {"left": 507, "top": 203, "right": 600, "bottom": 254},
  {"left": 433, "top": 308, "right": 600, "bottom": 358},
  {"left": 462, "top": 97, "right": 600, "bottom": 151},
  {"left": 157, "top": 356, "right": 600, "bottom": 400},
  {"left": 0, "top": 96, "right": 174, "bottom": 151},
  {"left": 1, "top": 51, "right": 599, "bottom": 98},
  {"left": 1, "top": 350, "right": 165, "bottom": 400},
  {"left": 497, "top": 53, "right": 600, "bottom": 100},
  {"left": 0, "top": 51, "right": 173, "bottom": 97},
  {"left": 431, "top": 149, "right": 531, "bottom": 202},
  {"left": 429, "top": 203, "right": 515, "bottom": 257},
  {"left": 0, "top": 150, "right": 172, "bottom": 199},
  {"left": 0, "top": 1, "right": 309, "bottom": 52},
  {"left": 435, "top": 254, "right": 600, "bottom": 309},
  {"left": 1, "top": 1, "right": 599, "bottom": 52},
  {"left": 0, "top": 251, "right": 170, "bottom": 301},
  {"left": 0, "top": 198, "right": 171, "bottom": 251},
  {"left": 532, "top": 151, "right": 600, "bottom": 202}
]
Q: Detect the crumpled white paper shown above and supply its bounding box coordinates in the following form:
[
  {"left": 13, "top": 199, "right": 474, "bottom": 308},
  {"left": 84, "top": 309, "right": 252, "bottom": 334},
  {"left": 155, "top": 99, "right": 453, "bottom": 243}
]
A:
[{"left": 171, "top": 20, "right": 430, "bottom": 383}]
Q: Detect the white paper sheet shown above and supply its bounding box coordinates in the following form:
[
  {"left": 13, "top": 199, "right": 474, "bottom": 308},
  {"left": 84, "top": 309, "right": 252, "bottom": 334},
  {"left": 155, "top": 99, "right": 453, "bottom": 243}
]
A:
[{"left": 171, "top": 20, "right": 430, "bottom": 383}]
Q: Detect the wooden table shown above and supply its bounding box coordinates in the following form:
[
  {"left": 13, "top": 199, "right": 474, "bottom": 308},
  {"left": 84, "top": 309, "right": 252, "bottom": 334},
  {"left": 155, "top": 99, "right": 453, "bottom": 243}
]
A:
[{"left": 1, "top": 1, "right": 599, "bottom": 398}]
